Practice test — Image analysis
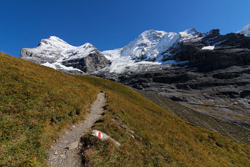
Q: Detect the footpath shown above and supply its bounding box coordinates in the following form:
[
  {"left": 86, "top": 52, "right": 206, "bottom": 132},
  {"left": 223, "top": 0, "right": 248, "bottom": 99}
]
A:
[{"left": 47, "top": 92, "right": 106, "bottom": 167}]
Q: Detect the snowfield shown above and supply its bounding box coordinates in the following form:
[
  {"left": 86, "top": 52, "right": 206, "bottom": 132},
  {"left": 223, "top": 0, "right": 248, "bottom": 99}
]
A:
[
  {"left": 202, "top": 46, "right": 215, "bottom": 50},
  {"left": 100, "top": 28, "right": 202, "bottom": 73}
]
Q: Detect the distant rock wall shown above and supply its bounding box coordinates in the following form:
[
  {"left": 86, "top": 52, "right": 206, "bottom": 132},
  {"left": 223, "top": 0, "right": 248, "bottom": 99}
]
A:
[
  {"left": 20, "top": 48, "right": 54, "bottom": 64},
  {"left": 169, "top": 30, "right": 250, "bottom": 71},
  {"left": 62, "top": 52, "right": 110, "bottom": 74}
]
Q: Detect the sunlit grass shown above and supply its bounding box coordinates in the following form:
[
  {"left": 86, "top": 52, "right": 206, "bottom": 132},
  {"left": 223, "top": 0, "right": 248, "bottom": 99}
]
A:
[
  {"left": 0, "top": 53, "right": 99, "bottom": 166},
  {"left": 1, "top": 52, "right": 250, "bottom": 166},
  {"left": 76, "top": 76, "right": 250, "bottom": 166}
]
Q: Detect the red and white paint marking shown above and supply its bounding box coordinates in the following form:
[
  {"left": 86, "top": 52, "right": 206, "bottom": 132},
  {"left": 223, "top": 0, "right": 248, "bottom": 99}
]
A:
[
  {"left": 93, "top": 130, "right": 103, "bottom": 139},
  {"left": 92, "top": 130, "right": 121, "bottom": 147},
  {"left": 98, "top": 131, "right": 102, "bottom": 138}
]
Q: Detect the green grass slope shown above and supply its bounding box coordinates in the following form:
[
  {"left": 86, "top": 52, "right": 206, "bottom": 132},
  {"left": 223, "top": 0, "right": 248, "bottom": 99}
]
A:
[
  {"left": 1, "top": 52, "right": 250, "bottom": 166},
  {"left": 76, "top": 77, "right": 250, "bottom": 166},
  {"left": 0, "top": 53, "right": 100, "bottom": 166}
]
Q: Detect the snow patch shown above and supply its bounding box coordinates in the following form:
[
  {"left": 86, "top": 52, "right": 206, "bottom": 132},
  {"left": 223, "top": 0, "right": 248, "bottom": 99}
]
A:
[
  {"left": 202, "top": 46, "right": 215, "bottom": 50},
  {"left": 120, "top": 30, "right": 169, "bottom": 60},
  {"left": 102, "top": 48, "right": 122, "bottom": 61},
  {"left": 179, "top": 28, "right": 201, "bottom": 40},
  {"left": 237, "top": 24, "right": 250, "bottom": 37},
  {"left": 42, "top": 62, "right": 57, "bottom": 70},
  {"left": 42, "top": 62, "right": 82, "bottom": 71}
]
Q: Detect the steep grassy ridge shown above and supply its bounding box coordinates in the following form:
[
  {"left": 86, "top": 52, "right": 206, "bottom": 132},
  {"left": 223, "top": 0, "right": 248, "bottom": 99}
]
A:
[
  {"left": 1, "top": 53, "right": 250, "bottom": 166},
  {"left": 0, "top": 53, "right": 99, "bottom": 166},
  {"left": 77, "top": 76, "right": 250, "bottom": 166}
]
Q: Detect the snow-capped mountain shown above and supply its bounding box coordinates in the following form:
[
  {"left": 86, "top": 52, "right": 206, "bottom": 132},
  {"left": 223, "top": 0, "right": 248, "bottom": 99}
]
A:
[
  {"left": 237, "top": 24, "right": 250, "bottom": 37},
  {"left": 22, "top": 29, "right": 202, "bottom": 74},
  {"left": 22, "top": 36, "right": 77, "bottom": 63},
  {"left": 19, "top": 24, "right": 250, "bottom": 147},
  {"left": 93, "top": 24, "right": 250, "bottom": 135},
  {"left": 120, "top": 30, "right": 175, "bottom": 61},
  {"left": 101, "top": 28, "right": 204, "bottom": 73},
  {"left": 20, "top": 36, "right": 109, "bottom": 74},
  {"left": 21, "top": 23, "right": 250, "bottom": 74}
]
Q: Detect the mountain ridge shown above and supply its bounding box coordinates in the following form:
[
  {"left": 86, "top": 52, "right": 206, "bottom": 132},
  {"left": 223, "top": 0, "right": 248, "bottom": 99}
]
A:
[
  {"left": 20, "top": 23, "right": 250, "bottom": 74},
  {"left": 21, "top": 36, "right": 110, "bottom": 74}
]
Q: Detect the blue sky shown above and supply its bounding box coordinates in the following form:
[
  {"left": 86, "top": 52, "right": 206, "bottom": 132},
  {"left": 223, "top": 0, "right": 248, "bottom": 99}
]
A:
[{"left": 1, "top": 0, "right": 249, "bottom": 58}]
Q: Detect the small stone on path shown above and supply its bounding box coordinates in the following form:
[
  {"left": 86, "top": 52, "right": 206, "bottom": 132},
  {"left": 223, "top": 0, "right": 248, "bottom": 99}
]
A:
[{"left": 69, "top": 141, "right": 79, "bottom": 150}]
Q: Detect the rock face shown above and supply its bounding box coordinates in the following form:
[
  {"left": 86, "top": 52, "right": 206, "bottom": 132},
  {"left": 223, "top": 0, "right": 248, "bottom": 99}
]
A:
[
  {"left": 21, "top": 48, "right": 49, "bottom": 64},
  {"left": 94, "top": 64, "right": 250, "bottom": 133},
  {"left": 164, "top": 29, "right": 250, "bottom": 72},
  {"left": 62, "top": 51, "right": 110, "bottom": 73},
  {"left": 20, "top": 36, "right": 110, "bottom": 74}
]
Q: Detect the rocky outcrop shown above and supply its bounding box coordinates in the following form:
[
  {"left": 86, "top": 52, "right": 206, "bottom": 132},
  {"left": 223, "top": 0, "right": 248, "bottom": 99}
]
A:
[
  {"left": 168, "top": 29, "right": 250, "bottom": 71},
  {"left": 62, "top": 52, "right": 110, "bottom": 73},
  {"left": 20, "top": 48, "right": 57, "bottom": 64},
  {"left": 92, "top": 130, "right": 121, "bottom": 147}
]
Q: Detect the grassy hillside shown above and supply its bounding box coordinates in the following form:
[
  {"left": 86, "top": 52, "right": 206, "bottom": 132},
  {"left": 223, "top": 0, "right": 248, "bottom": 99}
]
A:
[
  {"left": 1, "top": 52, "right": 250, "bottom": 166},
  {"left": 0, "top": 53, "right": 100, "bottom": 166},
  {"left": 76, "top": 76, "right": 250, "bottom": 167}
]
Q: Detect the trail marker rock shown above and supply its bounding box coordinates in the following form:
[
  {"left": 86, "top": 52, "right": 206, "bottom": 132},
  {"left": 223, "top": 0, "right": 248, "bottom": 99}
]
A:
[
  {"left": 92, "top": 130, "right": 108, "bottom": 140},
  {"left": 92, "top": 130, "right": 121, "bottom": 147}
]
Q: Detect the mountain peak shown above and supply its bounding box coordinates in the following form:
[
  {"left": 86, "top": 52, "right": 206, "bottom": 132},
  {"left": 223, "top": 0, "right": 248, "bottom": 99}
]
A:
[
  {"left": 179, "top": 28, "right": 202, "bottom": 39},
  {"left": 21, "top": 36, "right": 103, "bottom": 68},
  {"left": 48, "top": 36, "right": 62, "bottom": 40},
  {"left": 38, "top": 36, "right": 73, "bottom": 49},
  {"left": 237, "top": 23, "right": 250, "bottom": 37},
  {"left": 80, "top": 42, "right": 96, "bottom": 49},
  {"left": 140, "top": 29, "right": 167, "bottom": 38}
]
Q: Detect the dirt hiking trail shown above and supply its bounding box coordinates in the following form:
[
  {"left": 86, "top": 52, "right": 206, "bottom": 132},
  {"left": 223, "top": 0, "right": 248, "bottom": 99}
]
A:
[{"left": 47, "top": 92, "right": 106, "bottom": 167}]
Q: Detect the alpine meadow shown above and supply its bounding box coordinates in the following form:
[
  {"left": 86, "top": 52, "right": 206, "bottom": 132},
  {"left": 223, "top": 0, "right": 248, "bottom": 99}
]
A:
[{"left": 1, "top": 52, "right": 250, "bottom": 166}]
